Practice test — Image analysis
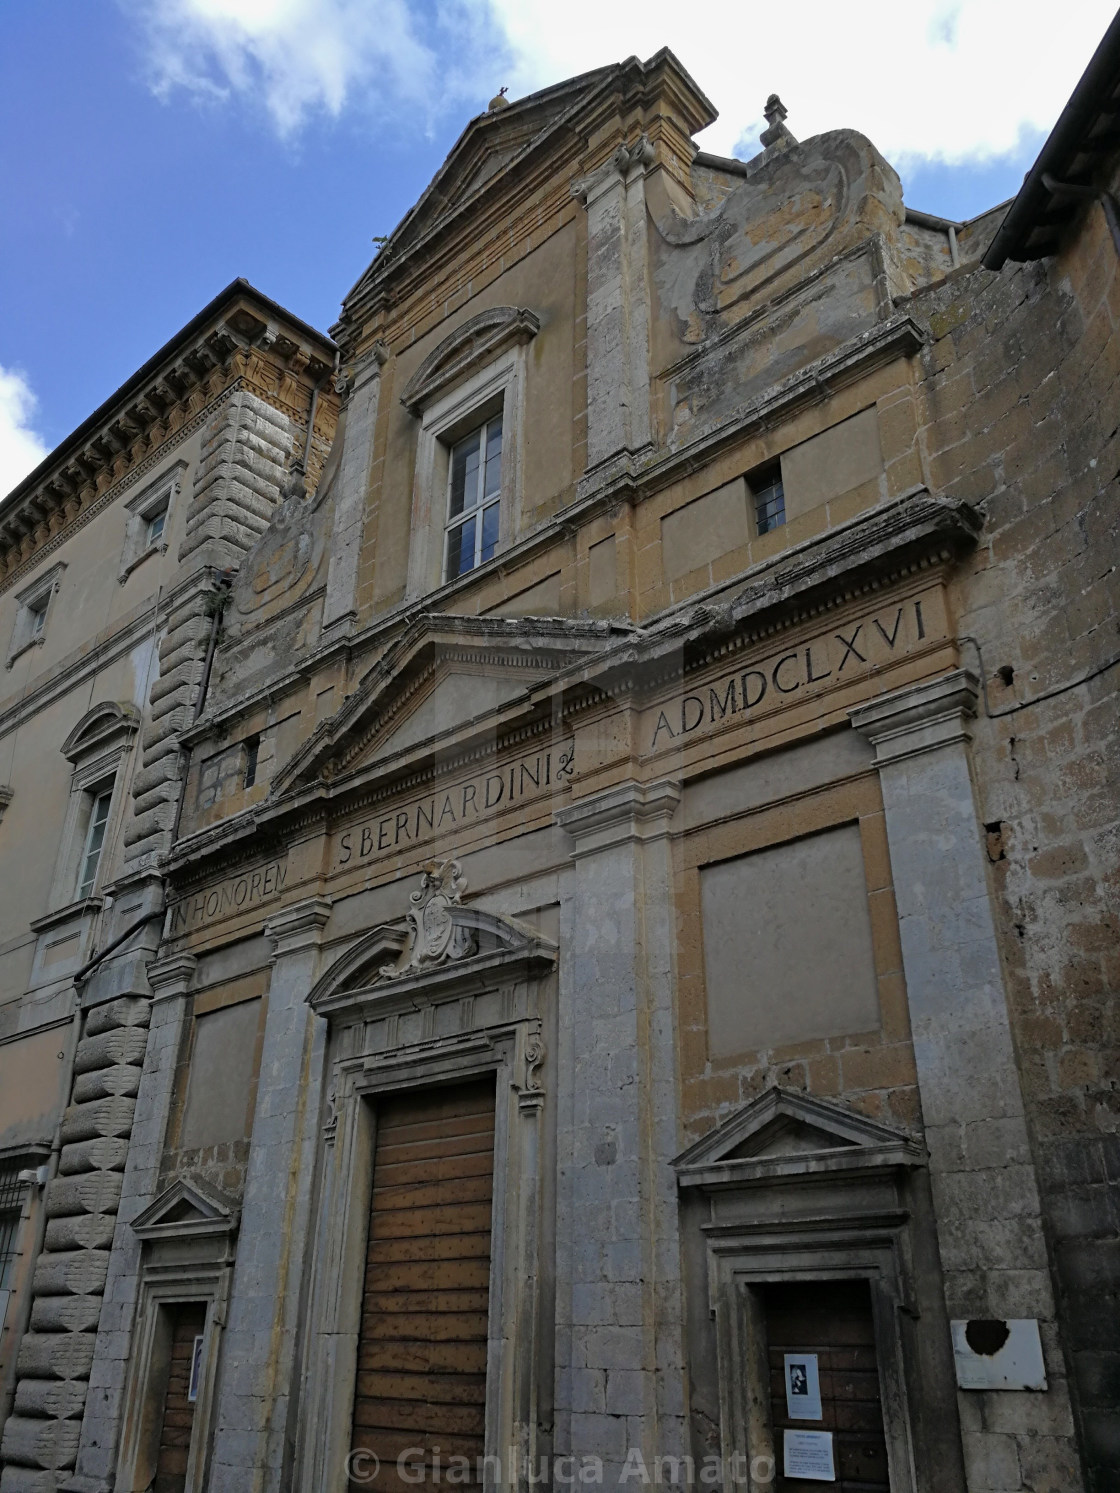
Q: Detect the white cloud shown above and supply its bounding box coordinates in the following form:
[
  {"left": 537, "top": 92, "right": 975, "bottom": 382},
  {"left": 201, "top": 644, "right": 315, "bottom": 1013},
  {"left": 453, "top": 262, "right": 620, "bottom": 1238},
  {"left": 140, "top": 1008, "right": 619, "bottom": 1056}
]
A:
[
  {"left": 482, "top": 0, "right": 1119, "bottom": 163},
  {"left": 0, "top": 367, "right": 50, "bottom": 501},
  {"left": 126, "top": 0, "right": 1117, "bottom": 168},
  {"left": 126, "top": 0, "right": 442, "bottom": 136}
]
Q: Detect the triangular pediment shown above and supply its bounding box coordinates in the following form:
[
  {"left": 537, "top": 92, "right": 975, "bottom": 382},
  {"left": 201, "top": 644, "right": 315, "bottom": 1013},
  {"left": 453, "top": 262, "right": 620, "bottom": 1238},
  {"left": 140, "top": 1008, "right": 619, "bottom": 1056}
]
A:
[
  {"left": 131, "top": 1177, "right": 239, "bottom": 1240},
  {"left": 272, "top": 614, "right": 613, "bottom": 796},
  {"left": 353, "top": 67, "right": 616, "bottom": 278},
  {"left": 673, "top": 1086, "right": 924, "bottom": 1186}
]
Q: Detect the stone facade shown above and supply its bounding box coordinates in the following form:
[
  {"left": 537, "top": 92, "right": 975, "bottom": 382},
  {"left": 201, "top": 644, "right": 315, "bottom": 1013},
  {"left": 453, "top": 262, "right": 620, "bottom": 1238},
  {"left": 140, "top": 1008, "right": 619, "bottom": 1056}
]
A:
[{"left": 1, "top": 22, "right": 1118, "bottom": 1493}]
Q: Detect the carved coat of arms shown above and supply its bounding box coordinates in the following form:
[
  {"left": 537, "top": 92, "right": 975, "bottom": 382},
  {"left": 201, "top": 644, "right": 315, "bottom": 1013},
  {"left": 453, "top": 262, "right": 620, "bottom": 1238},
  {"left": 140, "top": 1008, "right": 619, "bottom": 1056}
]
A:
[{"left": 382, "top": 857, "right": 477, "bottom": 978}]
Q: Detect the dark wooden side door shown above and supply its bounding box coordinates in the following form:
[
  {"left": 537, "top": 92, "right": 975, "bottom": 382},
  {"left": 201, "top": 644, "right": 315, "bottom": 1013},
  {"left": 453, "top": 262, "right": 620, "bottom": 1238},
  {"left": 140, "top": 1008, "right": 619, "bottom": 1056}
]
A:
[
  {"left": 350, "top": 1078, "right": 496, "bottom": 1492},
  {"left": 764, "top": 1279, "right": 890, "bottom": 1491},
  {"left": 153, "top": 1300, "right": 207, "bottom": 1493}
]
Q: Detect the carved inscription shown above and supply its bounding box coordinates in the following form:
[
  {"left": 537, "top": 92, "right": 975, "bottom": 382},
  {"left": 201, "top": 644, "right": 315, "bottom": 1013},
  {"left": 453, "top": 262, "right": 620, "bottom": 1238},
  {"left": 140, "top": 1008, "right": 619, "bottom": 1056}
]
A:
[
  {"left": 335, "top": 742, "right": 574, "bottom": 871},
  {"left": 168, "top": 859, "right": 288, "bottom": 934},
  {"left": 648, "top": 598, "right": 935, "bottom": 749}
]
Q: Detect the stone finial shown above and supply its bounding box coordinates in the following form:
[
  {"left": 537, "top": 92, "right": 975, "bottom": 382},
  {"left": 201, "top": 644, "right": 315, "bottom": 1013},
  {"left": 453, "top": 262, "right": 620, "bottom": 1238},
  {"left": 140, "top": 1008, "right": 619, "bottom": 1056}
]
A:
[
  {"left": 760, "top": 93, "right": 797, "bottom": 150},
  {"left": 488, "top": 87, "right": 510, "bottom": 112}
]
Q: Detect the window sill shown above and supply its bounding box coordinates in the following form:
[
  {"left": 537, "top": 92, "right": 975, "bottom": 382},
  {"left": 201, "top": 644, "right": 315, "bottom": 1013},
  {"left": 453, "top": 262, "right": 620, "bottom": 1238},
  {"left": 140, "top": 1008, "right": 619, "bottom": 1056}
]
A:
[
  {"left": 118, "top": 540, "right": 169, "bottom": 584},
  {"left": 4, "top": 635, "right": 46, "bottom": 671},
  {"left": 30, "top": 896, "right": 103, "bottom": 935}
]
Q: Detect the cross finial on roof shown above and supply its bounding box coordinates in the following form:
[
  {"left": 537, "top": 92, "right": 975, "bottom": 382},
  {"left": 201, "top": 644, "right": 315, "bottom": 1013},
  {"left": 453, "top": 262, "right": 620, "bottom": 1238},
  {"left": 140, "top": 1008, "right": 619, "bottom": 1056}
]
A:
[{"left": 488, "top": 86, "right": 510, "bottom": 112}]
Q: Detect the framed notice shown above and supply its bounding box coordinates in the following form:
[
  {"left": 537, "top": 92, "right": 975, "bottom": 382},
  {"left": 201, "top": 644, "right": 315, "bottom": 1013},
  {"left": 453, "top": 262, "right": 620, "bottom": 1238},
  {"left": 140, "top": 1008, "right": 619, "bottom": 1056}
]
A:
[
  {"left": 783, "top": 1429, "right": 836, "bottom": 1481},
  {"left": 784, "top": 1352, "right": 823, "bottom": 1420}
]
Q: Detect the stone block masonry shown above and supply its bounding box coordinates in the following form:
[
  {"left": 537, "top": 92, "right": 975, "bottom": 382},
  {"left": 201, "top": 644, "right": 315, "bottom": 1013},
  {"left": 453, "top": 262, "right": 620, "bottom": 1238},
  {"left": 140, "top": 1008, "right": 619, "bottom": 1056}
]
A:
[{"left": 0, "top": 999, "right": 150, "bottom": 1493}]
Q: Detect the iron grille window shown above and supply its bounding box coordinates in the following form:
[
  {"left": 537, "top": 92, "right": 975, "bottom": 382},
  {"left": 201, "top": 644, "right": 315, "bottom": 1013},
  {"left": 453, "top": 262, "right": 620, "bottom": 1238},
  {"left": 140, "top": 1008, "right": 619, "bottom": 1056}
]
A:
[
  {"left": 0, "top": 1164, "right": 25, "bottom": 1291},
  {"left": 445, "top": 415, "right": 503, "bottom": 580},
  {"left": 749, "top": 462, "right": 786, "bottom": 535}
]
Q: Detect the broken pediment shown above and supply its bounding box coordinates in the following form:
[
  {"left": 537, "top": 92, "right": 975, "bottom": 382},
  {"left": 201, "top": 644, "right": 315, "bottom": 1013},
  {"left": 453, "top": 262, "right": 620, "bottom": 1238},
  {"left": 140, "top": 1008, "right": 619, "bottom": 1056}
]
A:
[
  {"left": 271, "top": 614, "right": 612, "bottom": 796},
  {"left": 308, "top": 858, "right": 556, "bottom": 1017},
  {"left": 673, "top": 1086, "right": 924, "bottom": 1188},
  {"left": 131, "top": 1177, "right": 239, "bottom": 1241}
]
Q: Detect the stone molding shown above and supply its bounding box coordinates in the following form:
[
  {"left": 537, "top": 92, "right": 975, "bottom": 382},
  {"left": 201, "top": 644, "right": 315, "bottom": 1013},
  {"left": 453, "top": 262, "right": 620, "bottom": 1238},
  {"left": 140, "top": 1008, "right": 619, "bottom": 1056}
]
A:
[
  {"left": 849, "top": 667, "right": 979, "bottom": 765},
  {"left": 145, "top": 952, "right": 198, "bottom": 1001},
  {"left": 399, "top": 305, "right": 540, "bottom": 414},
  {"left": 264, "top": 896, "right": 332, "bottom": 958},
  {"left": 556, "top": 779, "right": 681, "bottom": 857}
]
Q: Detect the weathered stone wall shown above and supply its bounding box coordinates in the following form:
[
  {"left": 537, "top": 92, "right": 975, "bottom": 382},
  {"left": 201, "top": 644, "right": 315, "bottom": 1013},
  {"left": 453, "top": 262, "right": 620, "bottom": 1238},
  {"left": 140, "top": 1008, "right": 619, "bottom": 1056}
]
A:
[{"left": 911, "top": 181, "right": 1120, "bottom": 1491}]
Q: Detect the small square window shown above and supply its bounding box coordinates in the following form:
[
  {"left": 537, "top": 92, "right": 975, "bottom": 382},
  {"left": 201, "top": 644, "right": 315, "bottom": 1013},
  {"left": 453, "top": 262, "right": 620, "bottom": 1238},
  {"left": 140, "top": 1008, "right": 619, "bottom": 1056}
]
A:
[
  {"left": 748, "top": 462, "right": 785, "bottom": 535},
  {"left": 445, "top": 416, "right": 503, "bottom": 581},
  {"left": 29, "top": 601, "right": 47, "bottom": 638},
  {"left": 76, "top": 787, "right": 113, "bottom": 900},
  {"left": 120, "top": 465, "right": 184, "bottom": 581}
]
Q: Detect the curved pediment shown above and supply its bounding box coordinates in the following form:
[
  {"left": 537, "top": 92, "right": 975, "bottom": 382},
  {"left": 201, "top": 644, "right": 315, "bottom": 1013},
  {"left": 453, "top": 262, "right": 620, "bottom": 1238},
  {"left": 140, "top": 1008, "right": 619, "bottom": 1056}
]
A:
[
  {"left": 400, "top": 306, "right": 540, "bottom": 414},
  {"left": 61, "top": 701, "right": 140, "bottom": 763},
  {"left": 308, "top": 859, "right": 556, "bottom": 1018}
]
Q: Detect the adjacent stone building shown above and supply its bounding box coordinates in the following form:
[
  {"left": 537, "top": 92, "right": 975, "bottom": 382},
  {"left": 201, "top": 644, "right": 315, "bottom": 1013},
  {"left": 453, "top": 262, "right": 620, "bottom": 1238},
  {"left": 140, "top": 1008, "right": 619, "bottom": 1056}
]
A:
[{"left": 1, "top": 15, "right": 1117, "bottom": 1493}]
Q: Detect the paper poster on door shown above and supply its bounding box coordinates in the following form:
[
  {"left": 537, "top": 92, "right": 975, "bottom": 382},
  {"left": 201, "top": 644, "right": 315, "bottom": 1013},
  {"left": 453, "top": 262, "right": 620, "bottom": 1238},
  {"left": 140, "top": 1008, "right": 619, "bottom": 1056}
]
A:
[
  {"left": 783, "top": 1430, "right": 835, "bottom": 1481},
  {"left": 784, "top": 1352, "right": 823, "bottom": 1420}
]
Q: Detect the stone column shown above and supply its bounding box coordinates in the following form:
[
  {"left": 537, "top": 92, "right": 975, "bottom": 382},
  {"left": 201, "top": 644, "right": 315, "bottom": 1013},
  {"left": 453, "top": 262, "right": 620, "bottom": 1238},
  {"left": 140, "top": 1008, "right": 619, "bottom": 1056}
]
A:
[
  {"left": 206, "top": 897, "right": 331, "bottom": 1493},
  {"left": 850, "top": 671, "right": 1080, "bottom": 1492},
  {"left": 321, "top": 347, "right": 385, "bottom": 639},
  {"left": 63, "top": 954, "right": 198, "bottom": 1493},
  {"left": 554, "top": 782, "right": 687, "bottom": 1487},
  {"left": 577, "top": 141, "right": 654, "bottom": 482}
]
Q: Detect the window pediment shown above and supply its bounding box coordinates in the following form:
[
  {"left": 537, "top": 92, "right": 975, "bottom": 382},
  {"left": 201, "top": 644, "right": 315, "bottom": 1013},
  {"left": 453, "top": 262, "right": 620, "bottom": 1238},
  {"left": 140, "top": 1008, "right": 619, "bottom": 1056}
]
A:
[
  {"left": 401, "top": 307, "right": 540, "bottom": 415},
  {"left": 61, "top": 701, "right": 140, "bottom": 764}
]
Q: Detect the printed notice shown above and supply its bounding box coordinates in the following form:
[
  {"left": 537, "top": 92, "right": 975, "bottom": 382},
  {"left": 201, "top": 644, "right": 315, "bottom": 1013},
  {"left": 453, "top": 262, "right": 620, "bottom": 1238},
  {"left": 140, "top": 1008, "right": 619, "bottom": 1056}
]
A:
[
  {"left": 784, "top": 1352, "right": 823, "bottom": 1420},
  {"left": 783, "top": 1430, "right": 835, "bottom": 1481}
]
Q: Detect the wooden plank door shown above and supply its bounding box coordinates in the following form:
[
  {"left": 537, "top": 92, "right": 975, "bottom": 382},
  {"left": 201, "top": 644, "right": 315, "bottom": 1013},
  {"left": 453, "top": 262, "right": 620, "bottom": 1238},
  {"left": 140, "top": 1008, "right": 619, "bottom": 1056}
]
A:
[
  {"left": 153, "top": 1300, "right": 207, "bottom": 1493},
  {"left": 350, "top": 1078, "right": 496, "bottom": 1492},
  {"left": 764, "top": 1279, "right": 890, "bottom": 1491}
]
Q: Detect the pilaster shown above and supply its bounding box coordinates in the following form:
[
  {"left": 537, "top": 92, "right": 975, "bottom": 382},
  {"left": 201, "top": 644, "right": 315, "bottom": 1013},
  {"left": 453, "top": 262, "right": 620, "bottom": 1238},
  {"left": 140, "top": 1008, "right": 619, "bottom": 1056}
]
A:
[
  {"left": 321, "top": 347, "right": 385, "bottom": 639},
  {"left": 575, "top": 142, "right": 655, "bottom": 489},
  {"left": 850, "top": 672, "right": 1081, "bottom": 1491},
  {"left": 554, "top": 782, "right": 686, "bottom": 1484},
  {"left": 206, "top": 897, "right": 332, "bottom": 1493}
]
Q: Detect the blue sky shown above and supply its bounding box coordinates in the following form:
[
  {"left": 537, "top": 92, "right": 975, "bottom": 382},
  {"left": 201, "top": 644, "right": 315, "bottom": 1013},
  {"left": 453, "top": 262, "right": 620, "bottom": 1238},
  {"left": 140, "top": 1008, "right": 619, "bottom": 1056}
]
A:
[{"left": 1, "top": 0, "right": 1115, "bottom": 492}]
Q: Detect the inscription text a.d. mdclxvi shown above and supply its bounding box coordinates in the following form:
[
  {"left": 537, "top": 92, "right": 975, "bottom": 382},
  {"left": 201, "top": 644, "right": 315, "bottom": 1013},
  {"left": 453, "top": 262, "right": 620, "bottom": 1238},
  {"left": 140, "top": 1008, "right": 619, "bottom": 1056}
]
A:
[{"left": 649, "top": 598, "right": 932, "bottom": 749}]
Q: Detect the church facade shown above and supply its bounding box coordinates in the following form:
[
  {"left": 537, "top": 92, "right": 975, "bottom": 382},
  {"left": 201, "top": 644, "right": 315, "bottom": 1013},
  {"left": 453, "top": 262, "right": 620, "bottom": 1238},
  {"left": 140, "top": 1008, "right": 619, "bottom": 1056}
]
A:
[{"left": 1, "top": 20, "right": 1118, "bottom": 1493}]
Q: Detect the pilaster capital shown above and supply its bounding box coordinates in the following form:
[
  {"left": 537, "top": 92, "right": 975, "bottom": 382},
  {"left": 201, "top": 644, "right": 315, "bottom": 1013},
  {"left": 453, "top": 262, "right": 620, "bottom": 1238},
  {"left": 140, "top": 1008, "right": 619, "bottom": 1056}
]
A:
[
  {"left": 146, "top": 952, "right": 198, "bottom": 1001},
  {"left": 556, "top": 780, "right": 680, "bottom": 857},
  {"left": 265, "top": 896, "right": 333, "bottom": 959},
  {"left": 849, "top": 668, "right": 979, "bottom": 767}
]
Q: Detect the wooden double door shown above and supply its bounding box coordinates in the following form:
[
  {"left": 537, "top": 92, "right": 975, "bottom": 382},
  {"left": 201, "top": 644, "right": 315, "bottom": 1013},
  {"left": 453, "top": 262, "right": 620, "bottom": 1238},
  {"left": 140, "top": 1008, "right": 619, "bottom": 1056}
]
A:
[{"left": 350, "top": 1078, "right": 497, "bottom": 1492}]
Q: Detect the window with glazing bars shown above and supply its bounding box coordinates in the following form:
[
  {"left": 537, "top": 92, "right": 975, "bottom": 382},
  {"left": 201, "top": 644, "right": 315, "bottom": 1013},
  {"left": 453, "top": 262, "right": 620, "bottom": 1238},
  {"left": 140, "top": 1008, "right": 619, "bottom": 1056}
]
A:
[
  {"left": 749, "top": 463, "right": 785, "bottom": 535},
  {"left": 445, "top": 416, "right": 502, "bottom": 580},
  {"left": 76, "top": 787, "right": 112, "bottom": 899},
  {"left": 0, "top": 1165, "right": 24, "bottom": 1291}
]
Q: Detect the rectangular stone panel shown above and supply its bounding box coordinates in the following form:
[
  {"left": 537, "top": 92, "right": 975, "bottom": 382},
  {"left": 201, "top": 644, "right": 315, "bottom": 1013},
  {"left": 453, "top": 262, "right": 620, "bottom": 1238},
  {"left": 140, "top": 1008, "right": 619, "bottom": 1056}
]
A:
[
  {"left": 661, "top": 479, "right": 750, "bottom": 580},
  {"left": 177, "top": 998, "right": 262, "bottom": 1150},
  {"left": 781, "top": 407, "right": 883, "bottom": 521},
  {"left": 701, "top": 822, "right": 881, "bottom": 1056}
]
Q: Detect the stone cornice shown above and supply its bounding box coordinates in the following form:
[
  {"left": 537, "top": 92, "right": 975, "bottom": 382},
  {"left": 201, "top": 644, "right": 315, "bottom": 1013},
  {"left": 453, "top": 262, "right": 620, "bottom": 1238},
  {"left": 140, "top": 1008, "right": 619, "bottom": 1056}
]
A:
[
  {"left": 849, "top": 668, "right": 980, "bottom": 764},
  {"left": 161, "top": 489, "right": 980, "bottom": 886},
  {"left": 1, "top": 281, "right": 335, "bottom": 591}
]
